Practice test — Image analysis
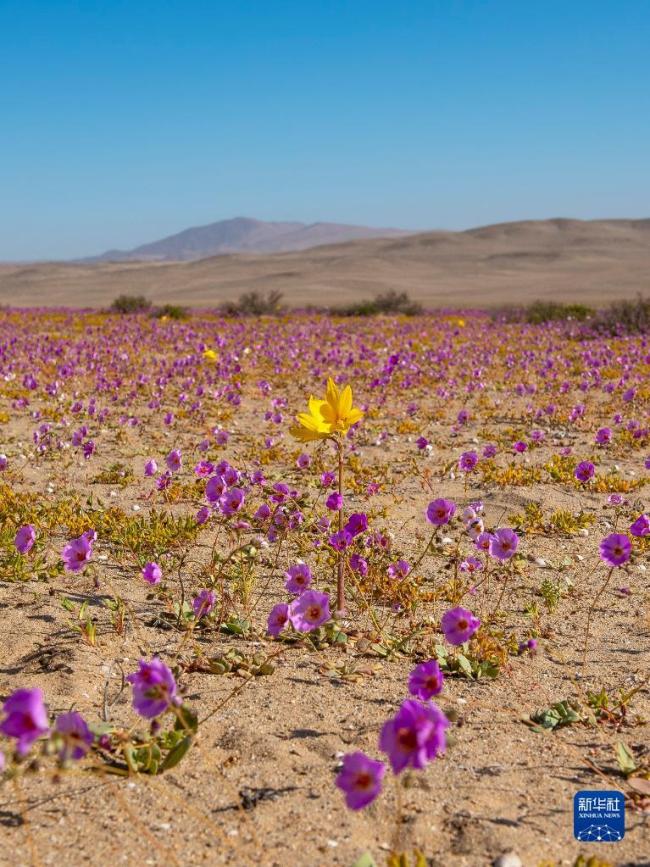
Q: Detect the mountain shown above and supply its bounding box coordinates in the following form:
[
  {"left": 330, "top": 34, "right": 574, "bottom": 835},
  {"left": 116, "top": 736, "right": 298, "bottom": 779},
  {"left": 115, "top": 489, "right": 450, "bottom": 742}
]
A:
[
  {"left": 86, "top": 217, "right": 412, "bottom": 262},
  {"left": 1, "top": 218, "right": 648, "bottom": 309}
]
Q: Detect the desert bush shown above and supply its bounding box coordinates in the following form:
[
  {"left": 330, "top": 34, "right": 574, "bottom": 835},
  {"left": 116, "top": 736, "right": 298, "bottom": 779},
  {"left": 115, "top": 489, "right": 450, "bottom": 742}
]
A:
[
  {"left": 109, "top": 294, "right": 152, "bottom": 314},
  {"left": 219, "top": 290, "right": 284, "bottom": 317},
  {"left": 592, "top": 295, "right": 650, "bottom": 335},
  {"left": 491, "top": 300, "right": 593, "bottom": 323},
  {"left": 152, "top": 304, "right": 188, "bottom": 320},
  {"left": 334, "top": 290, "right": 422, "bottom": 317}
]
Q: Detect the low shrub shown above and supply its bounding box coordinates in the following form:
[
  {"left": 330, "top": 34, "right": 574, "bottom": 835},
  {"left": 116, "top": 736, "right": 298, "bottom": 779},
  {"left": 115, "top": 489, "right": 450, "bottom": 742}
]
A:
[
  {"left": 334, "top": 290, "right": 422, "bottom": 316},
  {"left": 220, "top": 290, "right": 284, "bottom": 317},
  {"left": 109, "top": 294, "right": 152, "bottom": 314}
]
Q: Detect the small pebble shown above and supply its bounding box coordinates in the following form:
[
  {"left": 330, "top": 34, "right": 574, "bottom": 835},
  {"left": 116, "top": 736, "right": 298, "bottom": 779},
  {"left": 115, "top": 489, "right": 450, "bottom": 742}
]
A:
[{"left": 493, "top": 853, "right": 522, "bottom": 867}]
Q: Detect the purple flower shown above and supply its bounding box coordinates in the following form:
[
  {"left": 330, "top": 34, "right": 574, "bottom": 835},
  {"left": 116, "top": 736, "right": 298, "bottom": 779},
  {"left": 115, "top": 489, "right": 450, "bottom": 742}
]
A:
[
  {"left": 220, "top": 487, "right": 245, "bottom": 516},
  {"left": 14, "top": 525, "right": 36, "bottom": 554},
  {"left": 574, "top": 461, "right": 595, "bottom": 483},
  {"left": 126, "top": 658, "right": 178, "bottom": 719},
  {"left": 349, "top": 553, "right": 368, "bottom": 576},
  {"left": 630, "top": 514, "right": 650, "bottom": 537},
  {"left": 82, "top": 440, "right": 95, "bottom": 459},
  {"left": 458, "top": 451, "right": 478, "bottom": 473},
  {"left": 474, "top": 531, "right": 493, "bottom": 552},
  {"left": 142, "top": 562, "right": 162, "bottom": 585},
  {"left": 61, "top": 530, "right": 95, "bottom": 572},
  {"left": 284, "top": 562, "right": 313, "bottom": 594},
  {"left": 320, "top": 471, "right": 335, "bottom": 488},
  {"left": 489, "top": 528, "right": 519, "bottom": 561},
  {"left": 426, "top": 498, "right": 456, "bottom": 526},
  {"left": 344, "top": 512, "right": 368, "bottom": 538},
  {"left": 512, "top": 440, "right": 528, "bottom": 454},
  {"left": 288, "top": 590, "right": 331, "bottom": 632},
  {"left": 296, "top": 453, "right": 311, "bottom": 469},
  {"left": 192, "top": 589, "right": 216, "bottom": 619},
  {"left": 0, "top": 688, "right": 49, "bottom": 755},
  {"left": 328, "top": 529, "right": 352, "bottom": 551},
  {"left": 55, "top": 711, "right": 93, "bottom": 761},
  {"left": 194, "top": 460, "right": 214, "bottom": 478},
  {"left": 441, "top": 606, "right": 480, "bottom": 645},
  {"left": 379, "top": 699, "right": 449, "bottom": 774},
  {"left": 166, "top": 448, "right": 182, "bottom": 473},
  {"left": 408, "top": 660, "right": 444, "bottom": 700},
  {"left": 416, "top": 436, "right": 429, "bottom": 450},
  {"left": 388, "top": 559, "right": 410, "bottom": 580},
  {"left": 482, "top": 443, "right": 497, "bottom": 458},
  {"left": 0, "top": 454, "right": 7, "bottom": 471},
  {"left": 267, "top": 603, "right": 289, "bottom": 636},
  {"left": 196, "top": 506, "right": 211, "bottom": 525},
  {"left": 335, "top": 752, "right": 385, "bottom": 810},
  {"left": 326, "top": 492, "right": 344, "bottom": 511},
  {"left": 595, "top": 427, "right": 612, "bottom": 445},
  {"left": 205, "top": 475, "right": 226, "bottom": 502},
  {"left": 460, "top": 556, "right": 483, "bottom": 573},
  {"left": 144, "top": 458, "right": 158, "bottom": 476},
  {"left": 599, "top": 533, "right": 631, "bottom": 567}
]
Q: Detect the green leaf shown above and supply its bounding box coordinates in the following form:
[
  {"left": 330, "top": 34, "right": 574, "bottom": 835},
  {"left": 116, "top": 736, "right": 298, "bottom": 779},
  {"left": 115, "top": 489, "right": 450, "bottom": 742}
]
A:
[
  {"left": 615, "top": 741, "right": 637, "bottom": 776},
  {"left": 351, "top": 854, "right": 377, "bottom": 867},
  {"left": 456, "top": 654, "right": 474, "bottom": 679},
  {"left": 174, "top": 705, "right": 198, "bottom": 734},
  {"left": 160, "top": 735, "right": 193, "bottom": 772}
]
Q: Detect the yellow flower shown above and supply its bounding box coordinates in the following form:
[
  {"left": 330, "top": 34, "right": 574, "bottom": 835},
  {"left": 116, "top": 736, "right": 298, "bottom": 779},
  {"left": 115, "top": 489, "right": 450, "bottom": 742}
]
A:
[
  {"left": 290, "top": 377, "right": 363, "bottom": 441},
  {"left": 203, "top": 348, "right": 218, "bottom": 361}
]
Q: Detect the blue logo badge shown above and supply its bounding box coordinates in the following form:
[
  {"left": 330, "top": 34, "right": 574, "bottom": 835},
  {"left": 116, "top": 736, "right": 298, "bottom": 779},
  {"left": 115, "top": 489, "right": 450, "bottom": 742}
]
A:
[{"left": 574, "top": 790, "right": 625, "bottom": 841}]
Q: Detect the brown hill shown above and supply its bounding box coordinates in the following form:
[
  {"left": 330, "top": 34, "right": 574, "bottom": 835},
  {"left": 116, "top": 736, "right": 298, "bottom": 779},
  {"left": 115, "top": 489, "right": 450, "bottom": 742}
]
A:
[{"left": 1, "top": 218, "right": 648, "bottom": 309}]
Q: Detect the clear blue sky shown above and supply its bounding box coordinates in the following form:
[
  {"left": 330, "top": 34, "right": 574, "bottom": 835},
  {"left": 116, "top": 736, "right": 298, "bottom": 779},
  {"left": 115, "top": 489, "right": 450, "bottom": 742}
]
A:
[{"left": 1, "top": 0, "right": 649, "bottom": 259}]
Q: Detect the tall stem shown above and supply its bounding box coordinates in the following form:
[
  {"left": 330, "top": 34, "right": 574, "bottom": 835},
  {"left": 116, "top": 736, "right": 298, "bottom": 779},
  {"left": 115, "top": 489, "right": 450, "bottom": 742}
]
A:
[
  {"left": 582, "top": 567, "right": 614, "bottom": 667},
  {"left": 336, "top": 437, "right": 345, "bottom": 614}
]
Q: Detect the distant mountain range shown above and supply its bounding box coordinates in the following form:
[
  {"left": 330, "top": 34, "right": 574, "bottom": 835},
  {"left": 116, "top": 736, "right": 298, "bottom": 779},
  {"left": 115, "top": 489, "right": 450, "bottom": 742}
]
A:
[
  {"left": 1, "top": 217, "right": 648, "bottom": 309},
  {"left": 84, "top": 217, "right": 412, "bottom": 262}
]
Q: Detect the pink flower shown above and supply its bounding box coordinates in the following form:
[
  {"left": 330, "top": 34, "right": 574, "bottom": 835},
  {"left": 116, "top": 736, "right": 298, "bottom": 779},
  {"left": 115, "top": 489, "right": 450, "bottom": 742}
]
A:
[
  {"left": 379, "top": 699, "right": 449, "bottom": 774},
  {"left": 489, "top": 528, "right": 519, "bottom": 560},
  {"left": 335, "top": 752, "right": 385, "bottom": 810},
  {"left": 61, "top": 530, "right": 95, "bottom": 572},
  {"left": 142, "top": 562, "right": 162, "bottom": 585},
  {"left": 426, "top": 498, "right": 456, "bottom": 526},
  {"left": 192, "top": 589, "right": 216, "bottom": 619},
  {"left": 630, "top": 514, "right": 650, "bottom": 537},
  {"left": 599, "top": 533, "right": 631, "bottom": 567},
  {"left": 441, "top": 606, "right": 480, "bottom": 645},
  {"left": 14, "top": 525, "right": 36, "bottom": 554},
  {"left": 126, "top": 658, "right": 178, "bottom": 719},
  {"left": 166, "top": 449, "right": 182, "bottom": 473},
  {"left": 0, "top": 688, "right": 49, "bottom": 755},
  {"left": 267, "top": 603, "right": 289, "bottom": 636},
  {"left": 219, "top": 487, "right": 245, "bottom": 516},
  {"left": 458, "top": 451, "right": 478, "bottom": 472},
  {"left": 288, "top": 590, "right": 330, "bottom": 632},
  {"left": 408, "top": 660, "right": 444, "bottom": 699},
  {"left": 55, "top": 711, "right": 93, "bottom": 761},
  {"left": 284, "top": 563, "right": 312, "bottom": 594}
]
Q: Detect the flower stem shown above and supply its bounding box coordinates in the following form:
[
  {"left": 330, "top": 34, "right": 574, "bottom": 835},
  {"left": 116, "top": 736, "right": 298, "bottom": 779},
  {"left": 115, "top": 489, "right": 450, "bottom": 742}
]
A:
[
  {"left": 582, "top": 567, "right": 614, "bottom": 667},
  {"left": 336, "top": 437, "right": 345, "bottom": 614}
]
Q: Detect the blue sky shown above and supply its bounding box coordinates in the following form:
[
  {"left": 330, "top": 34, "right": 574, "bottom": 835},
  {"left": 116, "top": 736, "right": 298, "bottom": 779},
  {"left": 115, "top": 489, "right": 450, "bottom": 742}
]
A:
[{"left": 1, "top": 0, "right": 649, "bottom": 259}]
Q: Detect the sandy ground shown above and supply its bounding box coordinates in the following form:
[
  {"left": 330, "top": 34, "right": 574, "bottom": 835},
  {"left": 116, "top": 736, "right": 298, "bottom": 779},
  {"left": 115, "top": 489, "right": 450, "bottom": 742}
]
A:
[{"left": 0, "top": 313, "right": 648, "bottom": 867}]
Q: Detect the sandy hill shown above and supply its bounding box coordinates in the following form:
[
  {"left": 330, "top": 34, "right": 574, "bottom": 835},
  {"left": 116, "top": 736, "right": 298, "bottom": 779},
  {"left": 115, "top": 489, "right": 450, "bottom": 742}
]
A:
[{"left": 1, "top": 218, "right": 648, "bottom": 309}]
